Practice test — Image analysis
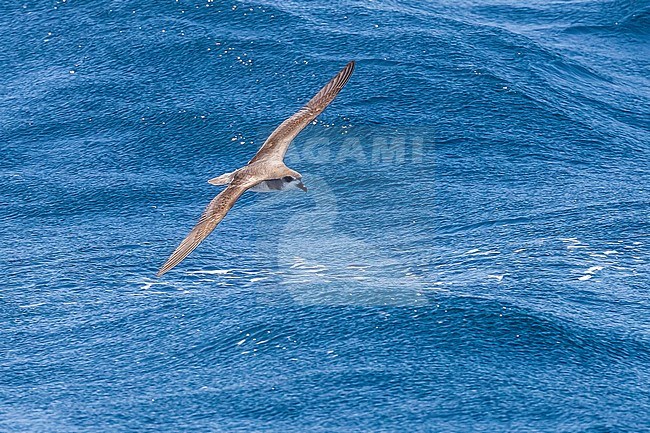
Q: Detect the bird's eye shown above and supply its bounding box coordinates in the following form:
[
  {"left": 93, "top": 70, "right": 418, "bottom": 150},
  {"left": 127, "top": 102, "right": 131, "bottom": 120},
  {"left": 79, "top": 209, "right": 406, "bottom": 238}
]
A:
[{"left": 283, "top": 176, "right": 293, "bottom": 182}]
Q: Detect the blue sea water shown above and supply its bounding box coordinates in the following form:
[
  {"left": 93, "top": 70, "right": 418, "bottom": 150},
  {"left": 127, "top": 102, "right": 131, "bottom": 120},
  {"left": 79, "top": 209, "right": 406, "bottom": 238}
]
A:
[{"left": 2, "top": 0, "right": 650, "bottom": 431}]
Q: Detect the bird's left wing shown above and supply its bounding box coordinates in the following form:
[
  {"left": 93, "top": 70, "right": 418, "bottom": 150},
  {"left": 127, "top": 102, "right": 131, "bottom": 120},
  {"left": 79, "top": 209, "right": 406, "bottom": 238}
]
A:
[
  {"left": 157, "top": 177, "right": 259, "bottom": 277},
  {"left": 249, "top": 61, "right": 355, "bottom": 164}
]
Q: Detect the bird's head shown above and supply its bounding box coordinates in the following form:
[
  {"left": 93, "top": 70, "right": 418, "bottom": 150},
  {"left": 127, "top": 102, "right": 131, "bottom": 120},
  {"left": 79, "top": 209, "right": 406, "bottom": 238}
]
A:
[{"left": 281, "top": 171, "right": 308, "bottom": 192}]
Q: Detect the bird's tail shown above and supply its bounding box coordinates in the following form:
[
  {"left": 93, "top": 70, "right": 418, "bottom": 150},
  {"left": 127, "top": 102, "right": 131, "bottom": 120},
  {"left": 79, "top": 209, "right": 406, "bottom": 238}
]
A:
[{"left": 207, "top": 171, "right": 234, "bottom": 186}]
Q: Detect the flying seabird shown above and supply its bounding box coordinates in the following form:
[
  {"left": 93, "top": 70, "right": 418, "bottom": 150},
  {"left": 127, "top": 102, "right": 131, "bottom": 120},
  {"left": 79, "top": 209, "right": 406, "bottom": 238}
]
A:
[{"left": 157, "top": 61, "right": 355, "bottom": 277}]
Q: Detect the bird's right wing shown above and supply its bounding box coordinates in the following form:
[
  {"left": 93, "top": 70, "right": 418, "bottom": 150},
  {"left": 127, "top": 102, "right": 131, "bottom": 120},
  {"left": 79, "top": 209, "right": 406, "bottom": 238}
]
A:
[
  {"left": 249, "top": 61, "right": 355, "bottom": 164},
  {"left": 157, "top": 177, "right": 259, "bottom": 277}
]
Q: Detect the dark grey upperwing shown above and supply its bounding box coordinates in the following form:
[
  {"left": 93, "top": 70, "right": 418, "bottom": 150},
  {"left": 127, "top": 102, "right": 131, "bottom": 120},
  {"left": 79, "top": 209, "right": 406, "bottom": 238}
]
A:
[
  {"left": 157, "top": 178, "right": 259, "bottom": 277},
  {"left": 248, "top": 61, "right": 355, "bottom": 164}
]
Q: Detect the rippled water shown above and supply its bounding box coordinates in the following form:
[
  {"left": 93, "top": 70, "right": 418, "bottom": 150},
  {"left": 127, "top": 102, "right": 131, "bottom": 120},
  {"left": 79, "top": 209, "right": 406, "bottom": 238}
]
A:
[{"left": 2, "top": 1, "right": 649, "bottom": 431}]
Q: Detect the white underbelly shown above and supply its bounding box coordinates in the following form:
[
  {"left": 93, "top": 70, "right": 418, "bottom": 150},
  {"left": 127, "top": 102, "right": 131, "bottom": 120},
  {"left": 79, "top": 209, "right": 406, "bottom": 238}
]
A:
[{"left": 250, "top": 179, "right": 285, "bottom": 192}]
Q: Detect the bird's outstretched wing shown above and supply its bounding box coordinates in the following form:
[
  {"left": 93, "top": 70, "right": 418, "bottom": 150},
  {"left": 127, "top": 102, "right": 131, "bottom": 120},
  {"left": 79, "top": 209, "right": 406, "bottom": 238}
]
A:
[
  {"left": 249, "top": 61, "right": 355, "bottom": 164},
  {"left": 157, "top": 178, "right": 257, "bottom": 277}
]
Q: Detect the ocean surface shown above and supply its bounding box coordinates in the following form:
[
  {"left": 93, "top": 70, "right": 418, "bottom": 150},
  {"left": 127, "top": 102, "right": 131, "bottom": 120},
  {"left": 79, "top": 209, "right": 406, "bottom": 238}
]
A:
[{"left": 2, "top": 0, "right": 649, "bottom": 431}]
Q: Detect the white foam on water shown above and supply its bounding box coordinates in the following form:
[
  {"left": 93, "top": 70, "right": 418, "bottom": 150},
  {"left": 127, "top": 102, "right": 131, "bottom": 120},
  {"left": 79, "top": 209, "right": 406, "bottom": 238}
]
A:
[
  {"left": 19, "top": 302, "right": 46, "bottom": 309},
  {"left": 476, "top": 250, "right": 500, "bottom": 256},
  {"left": 186, "top": 269, "right": 234, "bottom": 275},
  {"left": 586, "top": 266, "right": 604, "bottom": 274},
  {"left": 138, "top": 278, "right": 174, "bottom": 291}
]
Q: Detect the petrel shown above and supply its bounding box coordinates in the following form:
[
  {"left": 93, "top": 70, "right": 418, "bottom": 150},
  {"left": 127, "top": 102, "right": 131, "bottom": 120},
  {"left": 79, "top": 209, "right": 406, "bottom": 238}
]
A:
[{"left": 157, "top": 61, "right": 355, "bottom": 276}]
